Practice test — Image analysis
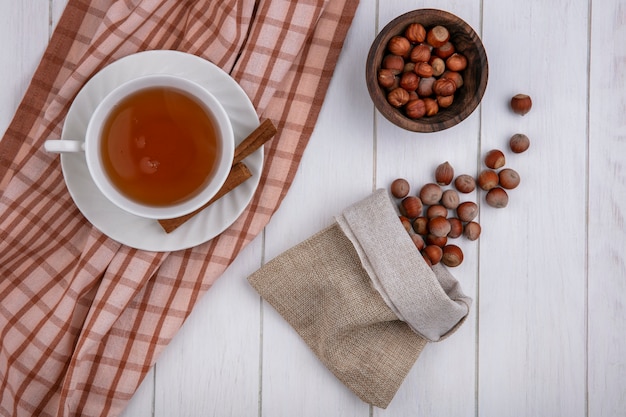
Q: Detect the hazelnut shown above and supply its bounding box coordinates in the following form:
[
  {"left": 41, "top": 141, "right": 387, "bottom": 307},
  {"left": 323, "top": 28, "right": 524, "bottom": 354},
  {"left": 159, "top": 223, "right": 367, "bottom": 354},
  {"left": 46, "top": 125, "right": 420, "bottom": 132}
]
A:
[
  {"left": 434, "top": 41, "right": 455, "bottom": 59},
  {"left": 400, "top": 71, "right": 419, "bottom": 91},
  {"left": 390, "top": 178, "right": 410, "bottom": 198},
  {"left": 463, "top": 221, "right": 481, "bottom": 241},
  {"left": 411, "top": 233, "right": 426, "bottom": 251},
  {"left": 428, "top": 216, "right": 451, "bottom": 237},
  {"left": 510, "top": 93, "right": 532, "bottom": 115},
  {"left": 426, "top": 234, "right": 448, "bottom": 247},
  {"left": 484, "top": 149, "right": 506, "bottom": 169},
  {"left": 401, "top": 196, "right": 423, "bottom": 218},
  {"left": 509, "top": 133, "right": 530, "bottom": 153},
  {"left": 424, "top": 97, "right": 439, "bottom": 116},
  {"left": 417, "top": 77, "right": 436, "bottom": 97},
  {"left": 423, "top": 244, "right": 443, "bottom": 265},
  {"left": 382, "top": 54, "right": 405, "bottom": 75},
  {"left": 442, "top": 244, "right": 464, "bottom": 267},
  {"left": 433, "top": 78, "right": 456, "bottom": 96},
  {"left": 377, "top": 69, "right": 396, "bottom": 89},
  {"left": 405, "top": 22, "right": 426, "bottom": 43},
  {"left": 477, "top": 169, "right": 499, "bottom": 191},
  {"left": 441, "top": 71, "right": 464, "bottom": 88},
  {"left": 446, "top": 53, "right": 467, "bottom": 72},
  {"left": 405, "top": 99, "right": 426, "bottom": 119},
  {"left": 426, "top": 204, "right": 448, "bottom": 219},
  {"left": 408, "top": 90, "right": 419, "bottom": 101},
  {"left": 410, "top": 44, "right": 431, "bottom": 63},
  {"left": 435, "top": 161, "right": 454, "bottom": 185},
  {"left": 485, "top": 187, "right": 509, "bottom": 208},
  {"left": 426, "top": 25, "right": 450, "bottom": 48},
  {"left": 387, "top": 87, "right": 410, "bottom": 107},
  {"left": 437, "top": 94, "right": 454, "bottom": 108},
  {"left": 399, "top": 215, "right": 412, "bottom": 232},
  {"left": 422, "top": 253, "right": 432, "bottom": 267},
  {"left": 457, "top": 201, "right": 478, "bottom": 222},
  {"left": 441, "top": 189, "right": 460, "bottom": 210},
  {"left": 499, "top": 168, "right": 520, "bottom": 189},
  {"left": 412, "top": 216, "right": 428, "bottom": 235},
  {"left": 454, "top": 174, "right": 476, "bottom": 193},
  {"left": 419, "top": 183, "right": 443, "bottom": 205},
  {"left": 403, "top": 62, "right": 416, "bottom": 73},
  {"left": 429, "top": 56, "right": 446, "bottom": 77},
  {"left": 415, "top": 62, "right": 434, "bottom": 78},
  {"left": 447, "top": 217, "right": 463, "bottom": 238},
  {"left": 388, "top": 35, "right": 411, "bottom": 56}
]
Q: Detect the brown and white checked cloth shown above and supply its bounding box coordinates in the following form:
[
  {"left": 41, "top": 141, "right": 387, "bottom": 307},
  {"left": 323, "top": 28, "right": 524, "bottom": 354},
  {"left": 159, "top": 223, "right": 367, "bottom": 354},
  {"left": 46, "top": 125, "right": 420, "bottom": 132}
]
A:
[{"left": 0, "top": 1, "right": 359, "bottom": 416}]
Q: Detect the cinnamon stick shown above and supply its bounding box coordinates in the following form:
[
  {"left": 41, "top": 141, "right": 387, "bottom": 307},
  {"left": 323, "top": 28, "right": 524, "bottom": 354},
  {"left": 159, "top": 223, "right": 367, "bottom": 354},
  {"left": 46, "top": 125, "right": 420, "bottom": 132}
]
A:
[
  {"left": 157, "top": 119, "right": 277, "bottom": 234},
  {"left": 158, "top": 162, "right": 253, "bottom": 233},
  {"left": 233, "top": 118, "right": 277, "bottom": 165}
]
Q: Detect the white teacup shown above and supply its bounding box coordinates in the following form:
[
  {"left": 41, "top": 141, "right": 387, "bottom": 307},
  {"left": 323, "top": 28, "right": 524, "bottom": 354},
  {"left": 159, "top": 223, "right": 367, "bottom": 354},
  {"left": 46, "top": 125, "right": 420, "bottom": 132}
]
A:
[{"left": 45, "top": 74, "right": 234, "bottom": 220}]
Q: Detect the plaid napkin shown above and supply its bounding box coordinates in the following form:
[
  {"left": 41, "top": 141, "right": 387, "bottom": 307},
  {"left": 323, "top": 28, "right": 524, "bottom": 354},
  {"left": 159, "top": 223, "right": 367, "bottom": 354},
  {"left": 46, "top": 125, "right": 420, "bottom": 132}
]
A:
[
  {"left": 0, "top": 1, "right": 359, "bottom": 416},
  {"left": 248, "top": 189, "right": 471, "bottom": 408}
]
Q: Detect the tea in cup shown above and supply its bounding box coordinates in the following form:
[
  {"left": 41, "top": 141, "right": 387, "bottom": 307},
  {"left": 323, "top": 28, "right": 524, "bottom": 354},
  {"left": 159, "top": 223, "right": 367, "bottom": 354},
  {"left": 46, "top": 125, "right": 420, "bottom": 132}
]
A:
[{"left": 45, "top": 74, "right": 234, "bottom": 219}]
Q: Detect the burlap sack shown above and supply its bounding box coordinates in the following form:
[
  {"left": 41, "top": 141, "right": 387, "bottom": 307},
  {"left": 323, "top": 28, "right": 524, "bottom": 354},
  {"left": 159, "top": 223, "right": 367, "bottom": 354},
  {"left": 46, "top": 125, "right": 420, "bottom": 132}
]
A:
[{"left": 248, "top": 189, "right": 472, "bottom": 408}]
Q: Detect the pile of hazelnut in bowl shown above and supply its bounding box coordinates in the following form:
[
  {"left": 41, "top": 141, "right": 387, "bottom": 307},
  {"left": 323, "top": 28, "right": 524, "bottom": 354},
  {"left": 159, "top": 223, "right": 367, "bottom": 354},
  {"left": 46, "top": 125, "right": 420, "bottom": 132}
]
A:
[{"left": 366, "top": 9, "right": 488, "bottom": 133}]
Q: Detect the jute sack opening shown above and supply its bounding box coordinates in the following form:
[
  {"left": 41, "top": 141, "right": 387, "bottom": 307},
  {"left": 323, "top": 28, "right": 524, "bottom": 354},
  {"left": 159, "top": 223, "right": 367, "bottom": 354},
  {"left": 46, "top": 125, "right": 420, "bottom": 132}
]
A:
[{"left": 248, "top": 189, "right": 472, "bottom": 408}]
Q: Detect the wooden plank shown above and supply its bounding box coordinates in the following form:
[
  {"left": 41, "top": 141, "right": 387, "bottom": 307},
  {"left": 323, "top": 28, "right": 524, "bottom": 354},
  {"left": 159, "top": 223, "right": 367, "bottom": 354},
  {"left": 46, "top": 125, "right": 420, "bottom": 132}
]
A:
[
  {"left": 258, "top": 2, "right": 376, "bottom": 416},
  {"left": 152, "top": 239, "right": 263, "bottom": 417},
  {"left": 374, "top": 1, "right": 482, "bottom": 416},
  {"left": 478, "top": 1, "right": 588, "bottom": 416},
  {"left": 587, "top": 0, "right": 626, "bottom": 415}
]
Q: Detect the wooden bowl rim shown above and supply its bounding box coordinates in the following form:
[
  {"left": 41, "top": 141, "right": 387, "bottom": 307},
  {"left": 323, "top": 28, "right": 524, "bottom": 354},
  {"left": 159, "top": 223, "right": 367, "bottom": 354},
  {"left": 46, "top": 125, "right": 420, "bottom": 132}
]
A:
[{"left": 366, "top": 8, "right": 489, "bottom": 133}]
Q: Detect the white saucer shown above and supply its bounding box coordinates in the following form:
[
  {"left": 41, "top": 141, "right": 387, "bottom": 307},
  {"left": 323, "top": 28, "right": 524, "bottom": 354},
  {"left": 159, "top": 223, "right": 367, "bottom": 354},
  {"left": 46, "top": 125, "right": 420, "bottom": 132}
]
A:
[{"left": 60, "top": 51, "right": 262, "bottom": 251}]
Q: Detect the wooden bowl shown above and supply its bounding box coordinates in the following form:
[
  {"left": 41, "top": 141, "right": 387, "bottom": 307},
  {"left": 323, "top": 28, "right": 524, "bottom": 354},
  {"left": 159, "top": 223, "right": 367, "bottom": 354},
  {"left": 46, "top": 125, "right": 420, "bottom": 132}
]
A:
[{"left": 366, "top": 9, "right": 488, "bottom": 133}]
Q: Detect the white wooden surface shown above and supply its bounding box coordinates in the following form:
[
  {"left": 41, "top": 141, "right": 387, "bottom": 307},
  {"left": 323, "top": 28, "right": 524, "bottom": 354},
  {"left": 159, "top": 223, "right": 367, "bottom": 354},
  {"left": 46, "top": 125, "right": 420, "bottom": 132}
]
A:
[{"left": 1, "top": 1, "right": 625, "bottom": 416}]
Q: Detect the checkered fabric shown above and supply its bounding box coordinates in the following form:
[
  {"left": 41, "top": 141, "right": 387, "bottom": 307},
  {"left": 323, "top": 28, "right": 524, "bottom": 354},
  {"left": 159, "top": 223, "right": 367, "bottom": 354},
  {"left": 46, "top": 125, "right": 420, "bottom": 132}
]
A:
[{"left": 0, "top": 1, "right": 359, "bottom": 416}]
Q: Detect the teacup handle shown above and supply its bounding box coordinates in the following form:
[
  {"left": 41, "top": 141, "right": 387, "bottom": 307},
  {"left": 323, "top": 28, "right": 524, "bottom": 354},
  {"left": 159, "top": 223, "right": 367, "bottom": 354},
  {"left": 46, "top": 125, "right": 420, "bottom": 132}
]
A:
[{"left": 44, "top": 140, "right": 85, "bottom": 153}]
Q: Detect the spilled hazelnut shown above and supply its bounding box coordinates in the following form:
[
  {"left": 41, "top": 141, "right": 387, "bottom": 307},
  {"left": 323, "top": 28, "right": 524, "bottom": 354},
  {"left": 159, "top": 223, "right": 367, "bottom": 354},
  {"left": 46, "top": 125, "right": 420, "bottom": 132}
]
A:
[
  {"left": 485, "top": 187, "right": 509, "bottom": 208},
  {"left": 499, "top": 168, "right": 520, "bottom": 189},
  {"left": 426, "top": 233, "right": 448, "bottom": 248},
  {"left": 412, "top": 216, "right": 428, "bottom": 235},
  {"left": 423, "top": 244, "right": 443, "bottom": 264},
  {"left": 435, "top": 161, "right": 454, "bottom": 185},
  {"left": 426, "top": 204, "right": 448, "bottom": 219},
  {"left": 401, "top": 196, "right": 423, "bottom": 218},
  {"left": 454, "top": 174, "right": 476, "bottom": 193},
  {"left": 509, "top": 133, "right": 530, "bottom": 153},
  {"left": 457, "top": 201, "right": 478, "bottom": 222},
  {"left": 442, "top": 244, "right": 464, "bottom": 267},
  {"left": 477, "top": 169, "right": 499, "bottom": 191},
  {"left": 390, "top": 178, "right": 410, "bottom": 198},
  {"left": 441, "top": 189, "right": 460, "bottom": 210},
  {"left": 447, "top": 217, "right": 463, "bottom": 238},
  {"left": 510, "top": 93, "right": 532, "bottom": 115},
  {"left": 464, "top": 221, "right": 481, "bottom": 241},
  {"left": 484, "top": 149, "right": 506, "bottom": 169},
  {"left": 428, "top": 216, "right": 451, "bottom": 238},
  {"left": 411, "top": 233, "right": 426, "bottom": 251},
  {"left": 419, "top": 183, "right": 443, "bottom": 205}
]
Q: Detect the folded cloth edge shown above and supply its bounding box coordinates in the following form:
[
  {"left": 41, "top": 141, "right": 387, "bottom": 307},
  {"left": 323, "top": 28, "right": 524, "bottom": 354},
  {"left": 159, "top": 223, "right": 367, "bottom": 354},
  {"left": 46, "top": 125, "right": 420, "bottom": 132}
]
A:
[{"left": 335, "top": 189, "right": 472, "bottom": 342}]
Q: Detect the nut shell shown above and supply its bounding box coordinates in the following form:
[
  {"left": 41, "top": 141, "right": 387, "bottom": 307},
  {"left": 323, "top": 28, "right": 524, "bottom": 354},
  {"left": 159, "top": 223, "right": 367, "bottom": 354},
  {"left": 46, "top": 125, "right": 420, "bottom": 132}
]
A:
[
  {"left": 442, "top": 244, "right": 464, "bottom": 267},
  {"left": 477, "top": 169, "right": 499, "bottom": 191},
  {"left": 390, "top": 178, "right": 410, "bottom": 198},
  {"left": 510, "top": 93, "right": 532, "bottom": 115},
  {"left": 509, "top": 133, "right": 530, "bottom": 153},
  {"left": 484, "top": 149, "right": 506, "bottom": 169},
  {"left": 457, "top": 201, "right": 478, "bottom": 222},
  {"left": 499, "top": 168, "right": 521, "bottom": 189},
  {"left": 423, "top": 244, "right": 443, "bottom": 265},
  {"left": 454, "top": 174, "right": 476, "bottom": 193},
  {"left": 485, "top": 187, "right": 509, "bottom": 208},
  {"left": 419, "top": 183, "right": 443, "bottom": 205},
  {"left": 435, "top": 161, "right": 454, "bottom": 185},
  {"left": 441, "top": 189, "right": 460, "bottom": 210},
  {"left": 428, "top": 216, "right": 451, "bottom": 238},
  {"left": 401, "top": 196, "right": 423, "bottom": 218},
  {"left": 463, "top": 221, "right": 481, "bottom": 241}
]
